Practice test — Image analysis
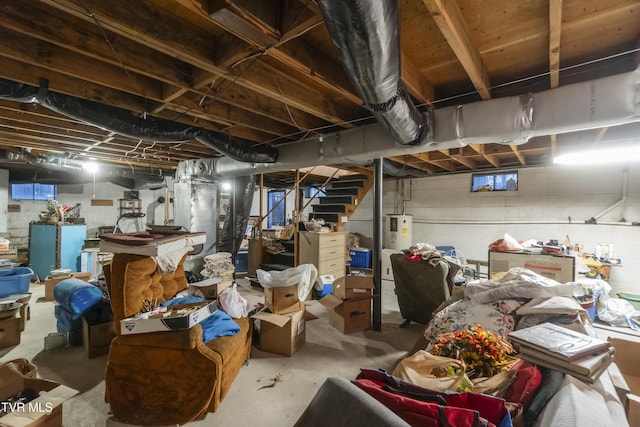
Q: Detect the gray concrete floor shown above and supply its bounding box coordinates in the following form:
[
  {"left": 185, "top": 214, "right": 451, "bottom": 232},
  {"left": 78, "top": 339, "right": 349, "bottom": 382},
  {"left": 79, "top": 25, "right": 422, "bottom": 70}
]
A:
[
  {"left": 2, "top": 278, "right": 638, "bottom": 426},
  {"left": 0, "top": 278, "right": 424, "bottom": 426}
]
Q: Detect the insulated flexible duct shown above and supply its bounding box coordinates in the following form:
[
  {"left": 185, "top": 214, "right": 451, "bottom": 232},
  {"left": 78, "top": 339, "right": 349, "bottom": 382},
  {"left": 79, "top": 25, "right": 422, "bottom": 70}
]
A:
[
  {"left": 176, "top": 69, "right": 640, "bottom": 180},
  {"left": 317, "top": 0, "right": 428, "bottom": 146},
  {"left": 0, "top": 78, "right": 278, "bottom": 164}
]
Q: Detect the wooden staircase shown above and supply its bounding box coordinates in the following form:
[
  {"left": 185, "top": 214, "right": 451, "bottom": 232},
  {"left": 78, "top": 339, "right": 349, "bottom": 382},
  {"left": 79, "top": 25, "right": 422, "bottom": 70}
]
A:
[
  {"left": 255, "top": 173, "right": 372, "bottom": 277},
  {"left": 311, "top": 173, "right": 373, "bottom": 229}
]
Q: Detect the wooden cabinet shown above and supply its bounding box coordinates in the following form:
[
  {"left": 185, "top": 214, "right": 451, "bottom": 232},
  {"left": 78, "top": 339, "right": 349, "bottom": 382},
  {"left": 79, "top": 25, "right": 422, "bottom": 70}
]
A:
[{"left": 299, "top": 231, "right": 346, "bottom": 280}]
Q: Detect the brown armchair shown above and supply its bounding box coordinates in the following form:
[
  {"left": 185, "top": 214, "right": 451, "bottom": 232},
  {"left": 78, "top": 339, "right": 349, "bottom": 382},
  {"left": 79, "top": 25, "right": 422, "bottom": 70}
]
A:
[{"left": 104, "top": 253, "right": 252, "bottom": 426}]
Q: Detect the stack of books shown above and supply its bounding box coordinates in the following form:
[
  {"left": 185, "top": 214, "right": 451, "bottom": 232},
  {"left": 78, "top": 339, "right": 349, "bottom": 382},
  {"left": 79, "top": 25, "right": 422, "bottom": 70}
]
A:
[{"left": 508, "top": 322, "right": 614, "bottom": 384}]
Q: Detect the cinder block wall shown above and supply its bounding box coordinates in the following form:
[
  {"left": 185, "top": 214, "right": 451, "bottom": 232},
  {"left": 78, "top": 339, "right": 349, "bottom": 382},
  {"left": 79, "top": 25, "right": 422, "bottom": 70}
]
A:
[
  {"left": 345, "top": 165, "right": 640, "bottom": 294},
  {"left": 6, "top": 182, "right": 171, "bottom": 248}
]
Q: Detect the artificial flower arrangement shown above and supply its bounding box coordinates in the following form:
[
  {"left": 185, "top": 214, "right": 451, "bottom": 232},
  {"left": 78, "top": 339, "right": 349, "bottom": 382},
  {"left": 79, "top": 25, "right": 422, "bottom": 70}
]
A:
[{"left": 427, "top": 324, "right": 516, "bottom": 379}]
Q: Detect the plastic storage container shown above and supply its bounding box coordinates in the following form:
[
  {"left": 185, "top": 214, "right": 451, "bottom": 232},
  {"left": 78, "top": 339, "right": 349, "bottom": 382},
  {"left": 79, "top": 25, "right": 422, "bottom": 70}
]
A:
[
  {"left": 0, "top": 267, "right": 33, "bottom": 297},
  {"left": 349, "top": 248, "right": 372, "bottom": 268}
]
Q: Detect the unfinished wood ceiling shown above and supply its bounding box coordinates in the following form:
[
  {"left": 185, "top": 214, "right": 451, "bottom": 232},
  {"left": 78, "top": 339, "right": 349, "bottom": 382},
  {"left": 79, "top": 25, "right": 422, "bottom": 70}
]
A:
[{"left": 0, "top": 0, "right": 639, "bottom": 185}]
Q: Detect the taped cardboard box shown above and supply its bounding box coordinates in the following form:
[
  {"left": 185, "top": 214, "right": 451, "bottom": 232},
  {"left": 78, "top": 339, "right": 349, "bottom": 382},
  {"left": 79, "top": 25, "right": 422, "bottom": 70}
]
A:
[
  {"left": 120, "top": 301, "right": 217, "bottom": 335},
  {"left": 0, "top": 364, "right": 78, "bottom": 427},
  {"left": 608, "top": 337, "right": 640, "bottom": 426},
  {"left": 82, "top": 318, "right": 115, "bottom": 358},
  {"left": 332, "top": 275, "right": 374, "bottom": 300},
  {"left": 43, "top": 272, "right": 92, "bottom": 302},
  {"left": 0, "top": 315, "right": 21, "bottom": 348},
  {"left": 320, "top": 294, "right": 372, "bottom": 334},
  {"left": 263, "top": 284, "right": 304, "bottom": 315},
  {"left": 188, "top": 278, "right": 232, "bottom": 300},
  {"left": 252, "top": 307, "right": 306, "bottom": 357}
]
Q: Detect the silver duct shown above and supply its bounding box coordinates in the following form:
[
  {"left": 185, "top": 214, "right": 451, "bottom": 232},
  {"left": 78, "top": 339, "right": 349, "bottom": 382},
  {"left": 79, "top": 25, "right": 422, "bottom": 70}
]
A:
[
  {"left": 174, "top": 181, "right": 218, "bottom": 258},
  {"left": 176, "top": 69, "right": 640, "bottom": 180},
  {"left": 317, "top": 0, "right": 428, "bottom": 146}
]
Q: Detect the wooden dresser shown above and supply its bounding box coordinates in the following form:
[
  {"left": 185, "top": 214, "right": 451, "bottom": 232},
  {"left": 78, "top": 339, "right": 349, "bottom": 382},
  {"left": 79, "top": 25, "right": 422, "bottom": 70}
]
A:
[{"left": 299, "top": 231, "right": 346, "bottom": 280}]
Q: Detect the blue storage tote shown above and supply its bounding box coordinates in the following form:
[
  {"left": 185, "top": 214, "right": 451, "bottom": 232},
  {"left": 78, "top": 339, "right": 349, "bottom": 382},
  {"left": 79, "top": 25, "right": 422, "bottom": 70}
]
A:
[
  {"left": 0, "top": 267, "right": 33, "bottom": 297},
  {"left": 349, "top": 248, "right": 372, "bottom": 268}
]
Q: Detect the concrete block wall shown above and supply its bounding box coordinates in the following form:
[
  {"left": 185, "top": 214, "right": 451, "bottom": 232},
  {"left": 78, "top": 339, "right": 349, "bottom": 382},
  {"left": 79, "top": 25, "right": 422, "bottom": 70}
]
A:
[
  {"left": 345, "top": 164, "right": 640, "bottom": 294},
  {"left": 6, "top": 181, "right": 171, "bottom": 249}
]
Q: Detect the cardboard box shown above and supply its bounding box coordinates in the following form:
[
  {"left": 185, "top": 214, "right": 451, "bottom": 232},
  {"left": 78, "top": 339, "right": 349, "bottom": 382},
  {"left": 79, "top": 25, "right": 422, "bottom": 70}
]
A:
[
  {"left": 263, "top": 285, "right": 304, "bottom": 315},
  {"left": 0, "top": 315, "right": 21, "bottom": 347},
  {"left": 120, "top": 301, "right": 217, "bottom": 335},
  {"left": 320, "top": 294, "right": 372, "bottom": 334},
  {"left": 608, "top": 337, "right": 640, "bottom": 426},
  {"left": 0, "top": 364, "right": 78, "bottom": 427},
  {"left": 44, "top": 272, "right": 92, "bottom": 302},
  {"left": 82, "top": 318, "right": 115, "bottom": 358},
  {"left": 332, "top": 275, "right": 374, "bottom": 300},
  {"left": 188, "top": 278, "right": 232, "bottom": 299},
  {"left": 253, "top": 307, "right": 305, "bottom": 357},
  {"left": 19, "top": 303, "right": 29, "bottom": 332}
]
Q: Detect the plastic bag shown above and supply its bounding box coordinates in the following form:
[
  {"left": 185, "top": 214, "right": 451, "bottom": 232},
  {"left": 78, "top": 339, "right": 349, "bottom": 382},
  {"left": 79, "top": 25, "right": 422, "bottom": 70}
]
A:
[
  {"left": 257, "top": 264, "right": 318, "bottom": 301},
  {"left": 217, "top": 284, "right": 249, "bottom": 318},
  {"left": 465, "top": 268, "right": 578, "bottom": 303},
  {"left": 597, "top": 296, "right": 636, "bottom": 327}
]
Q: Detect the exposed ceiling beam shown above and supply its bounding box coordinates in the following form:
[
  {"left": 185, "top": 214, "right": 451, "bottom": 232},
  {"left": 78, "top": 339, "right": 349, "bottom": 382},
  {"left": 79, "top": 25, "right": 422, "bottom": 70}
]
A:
[
  {"left": 549, "top": 0, "right": 563, "bottom": 88},
  {"left": 388, "top": 155, "right": 435, "bottom": 174},
  {"left": 422, "top": 0, "right": 491, "bottom": 100},
  {"left": 509, "top": 145, "right": 527, "bottom": 166},
  {"left": 202, "top": 0, "right": 362, "bottom": 106},
  {"left": 441, "top": 148, "right": 476, "bottom": 169},
  {"left": 469, "top": 144, "right": 500, "bottom": 168},
  {"left": 38, "top": 0, "right": 360, "bottom": 127},
  {"left": 401, "top": 52, "right": 435, "bottom": 107}
]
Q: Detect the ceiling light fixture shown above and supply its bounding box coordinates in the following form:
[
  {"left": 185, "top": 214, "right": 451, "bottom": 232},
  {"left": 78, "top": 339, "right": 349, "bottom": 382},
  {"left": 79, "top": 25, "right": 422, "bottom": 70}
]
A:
[
  {"left": 553, "top": 145, "right": 640, "bottom": 166},
  {"left": 82, "top": 161, "right": 99, "bottom": 173}
]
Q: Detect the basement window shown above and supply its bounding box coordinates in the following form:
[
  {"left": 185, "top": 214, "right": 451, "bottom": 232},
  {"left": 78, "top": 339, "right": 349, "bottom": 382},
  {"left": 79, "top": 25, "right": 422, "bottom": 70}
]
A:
[
  {"left": 471, "top": 171, "right": 518, "bottom": 192},
  {"left": 11, "top": 183, "right": 57, "bottom": 201},
  {"left": 267, "top": 190, "right": 286, "bottom": 228}
]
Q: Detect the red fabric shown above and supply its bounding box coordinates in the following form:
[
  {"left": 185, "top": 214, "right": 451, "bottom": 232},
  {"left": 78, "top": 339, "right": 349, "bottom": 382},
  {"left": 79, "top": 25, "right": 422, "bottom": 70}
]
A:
[
  {"left": 354, "top": 369, "right": 498, "bottom": 427},
  {"left": 504, "top": 359, "right": 542, "bottom": 410},
  {"left": 404, "top": 253, "right": 423, "bottom": 263}
]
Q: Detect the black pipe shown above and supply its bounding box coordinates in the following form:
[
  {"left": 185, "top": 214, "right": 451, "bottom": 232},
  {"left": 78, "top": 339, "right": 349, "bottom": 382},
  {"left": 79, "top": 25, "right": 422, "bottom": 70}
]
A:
[
  {"left": 218, "top": 175, "right": 256, "bottom": 256},
  {"left": 0, "top": 77, "right": 278, "bottom": 163},
  {"left": 318, "top": 0, "right": 427, "bottom": 145},
  {"left": 373, "top": 158, "right": 384, "bottom": 331}
]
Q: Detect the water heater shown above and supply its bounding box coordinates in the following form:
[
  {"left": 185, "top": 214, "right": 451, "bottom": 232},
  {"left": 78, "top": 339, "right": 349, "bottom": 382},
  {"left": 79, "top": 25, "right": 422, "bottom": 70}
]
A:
[{"left": 385, "top": 214, "right": 413, "bottom": 250}]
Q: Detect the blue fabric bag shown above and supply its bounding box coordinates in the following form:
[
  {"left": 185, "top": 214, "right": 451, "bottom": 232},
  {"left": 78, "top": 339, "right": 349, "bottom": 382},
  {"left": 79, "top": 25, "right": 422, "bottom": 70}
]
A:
[{"left": 54, "top": 278, "right": 104, "bottom": 315}]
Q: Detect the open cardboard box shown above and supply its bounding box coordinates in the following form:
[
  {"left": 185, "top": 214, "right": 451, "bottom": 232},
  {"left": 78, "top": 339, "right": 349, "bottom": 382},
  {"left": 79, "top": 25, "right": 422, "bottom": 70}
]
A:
[
  {"left": 120, "top": 300, "right": 217, "bottom": 335},
  {"left": 188, "top": 278, "right": 232, "bottom": 300},
  {"left": 0, "top": 364, "right": 78, "bottom": 427},
  {"left": 319, "top": 294, "right": 372, "bottom": 334},
  {"left": 252, "top": 307, "right": 306, "bottom": 357},
  {"left": 608, "top": 337, "right": 640, "bottom": 426}
]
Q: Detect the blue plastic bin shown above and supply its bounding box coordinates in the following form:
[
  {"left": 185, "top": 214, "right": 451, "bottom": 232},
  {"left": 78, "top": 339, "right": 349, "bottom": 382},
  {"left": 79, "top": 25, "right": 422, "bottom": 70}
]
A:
[
  {"left": 0, "top": 267, "right": 33, "bottom": 297},
  {"left": 349, "top": 248, "right": 372, "bottom": 268}
]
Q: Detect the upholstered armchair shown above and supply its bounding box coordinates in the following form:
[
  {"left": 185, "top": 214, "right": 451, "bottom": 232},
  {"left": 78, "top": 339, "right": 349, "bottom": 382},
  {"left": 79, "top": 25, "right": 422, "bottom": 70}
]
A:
[{"left": 104, "top": 253, "right": 252, "bottom": 426}]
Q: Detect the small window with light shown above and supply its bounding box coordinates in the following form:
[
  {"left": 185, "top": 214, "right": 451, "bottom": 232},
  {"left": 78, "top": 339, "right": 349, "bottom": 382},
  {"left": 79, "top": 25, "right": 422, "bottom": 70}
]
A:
[
  {"left": 11, "top": 183, "right": 57, "bottom": 200},
  {"left": 471, "top": 171, "right": 518, "bottom": 192}
]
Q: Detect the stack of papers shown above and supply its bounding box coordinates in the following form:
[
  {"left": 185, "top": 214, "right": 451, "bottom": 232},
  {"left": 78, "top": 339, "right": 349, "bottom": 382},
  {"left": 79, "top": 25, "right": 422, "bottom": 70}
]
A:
[{"left": 508, "top": 322, "right": 614, "bottom": 384}]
